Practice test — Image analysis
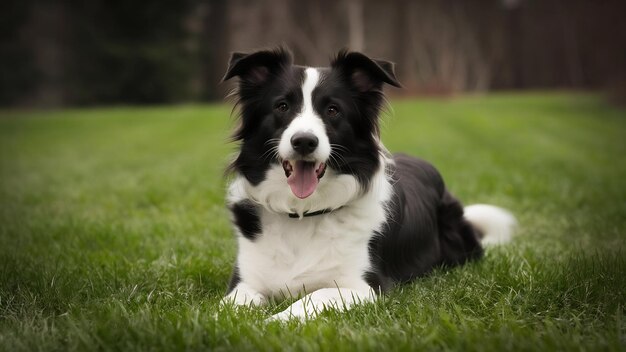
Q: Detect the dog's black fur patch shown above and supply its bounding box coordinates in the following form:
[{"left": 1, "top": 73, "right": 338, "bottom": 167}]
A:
[
  {"left": 226, "top": 266, "right": 240, "bottom": 294},
  {"left": 230, "top": 200, "right": 262, "bottom": 241},
  {"left": 367, "top": 154, "right": 483, "bottom": 289}
]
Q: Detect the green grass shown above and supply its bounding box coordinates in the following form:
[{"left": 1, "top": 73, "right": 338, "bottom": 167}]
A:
[{"left": 1, "top": 93, "right": 625, "bottom": 351}]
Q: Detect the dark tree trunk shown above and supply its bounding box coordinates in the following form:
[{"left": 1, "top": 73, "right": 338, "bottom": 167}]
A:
[{"left": 200, "top": 0, "right": 230, "bottom": 101}]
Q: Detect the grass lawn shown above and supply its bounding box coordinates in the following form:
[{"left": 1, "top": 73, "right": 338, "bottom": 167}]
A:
[{"left": 1, "top": 93, "right": 624, "bottom": 351}]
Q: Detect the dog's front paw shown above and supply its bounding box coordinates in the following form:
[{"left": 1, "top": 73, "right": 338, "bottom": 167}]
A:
[{"left": 221, "top": 283, "right": 267, "bottom": 307}]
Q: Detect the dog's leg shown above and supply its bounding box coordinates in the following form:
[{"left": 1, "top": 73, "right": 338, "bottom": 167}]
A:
[
  {"left": 270, "top": 287, "right": 375, "bottom": 321},
  {"left": 221, "top": 282, "right": 267, "bottom": 306}
]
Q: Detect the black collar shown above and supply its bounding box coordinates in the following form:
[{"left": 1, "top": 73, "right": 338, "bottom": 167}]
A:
[{"left": 288, "top": 206, "right": 343, "bottom": 218}]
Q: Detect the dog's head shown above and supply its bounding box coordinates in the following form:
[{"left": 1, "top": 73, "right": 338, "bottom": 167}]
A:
[{"left": 223, "top": 47, "right": 400, "bottom": 200}]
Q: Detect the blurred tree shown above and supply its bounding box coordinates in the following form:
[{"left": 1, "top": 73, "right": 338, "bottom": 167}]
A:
[
  {"left": 347, "top": 0, "right": 364, "bottom": 51},
  {"left": 66, "top": 0, "right": 194, "bottom": 105},
  {"left": 196, "top": 0, "right": 229, "bottom": 101},
  {"left": 0, "top": 1, "right": 39, "bottom": 105}
]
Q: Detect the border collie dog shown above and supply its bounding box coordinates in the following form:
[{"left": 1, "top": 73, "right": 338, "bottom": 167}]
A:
[{"left": 221, "top": 48, "right": 516, "bottom": 320}]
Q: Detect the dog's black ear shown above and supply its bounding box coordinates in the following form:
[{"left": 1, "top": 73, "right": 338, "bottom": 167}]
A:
[
  {"left": 222, "top": 48, "right": 293, "bottom": 85},
  {"left": 332, "top": 50, "right": 401, "bottom": 92}
]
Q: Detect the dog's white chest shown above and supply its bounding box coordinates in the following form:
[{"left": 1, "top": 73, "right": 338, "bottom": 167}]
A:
[
  {"left": 228, "top": 160, "right": 393, "bottom": 298},
  {"left": 236, "top": 204, "right": 386, "bottom": 298}
]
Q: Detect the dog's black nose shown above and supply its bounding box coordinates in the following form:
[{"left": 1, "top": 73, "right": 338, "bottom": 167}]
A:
[{"left": 291, "top": 132, "right": 318, "bottom": 155}]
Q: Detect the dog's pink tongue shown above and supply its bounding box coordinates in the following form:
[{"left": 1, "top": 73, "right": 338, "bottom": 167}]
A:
[{"left": 287, "top": 161, "right": 318, "bottom": 199}]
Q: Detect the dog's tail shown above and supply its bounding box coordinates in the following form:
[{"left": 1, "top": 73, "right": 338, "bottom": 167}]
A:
[{"left": 464, "top": 204, "right": 517, "bottom": 245}]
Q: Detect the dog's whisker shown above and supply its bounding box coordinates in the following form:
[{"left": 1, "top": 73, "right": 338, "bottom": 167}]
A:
[
  {"left": 330, "top": 144, "right": 350, "bottom": 152},
  {"left": 264, "top": 138, "right": 281, "bottom": 146},
  {"left": 260, "top": 146, "right": 281, "bottom": 161}
]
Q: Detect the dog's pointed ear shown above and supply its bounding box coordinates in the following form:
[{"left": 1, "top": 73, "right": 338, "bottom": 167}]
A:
[
  {"left": 222, "top": 48, "right": 293, "bottom": 85},
  {"left": 332, "top": 50, "right": 402, "bottom": 92}
]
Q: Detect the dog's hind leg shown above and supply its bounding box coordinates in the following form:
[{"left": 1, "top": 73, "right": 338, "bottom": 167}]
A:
[{"left": 269, "top": 286, "right": 375, "bottom": 321}]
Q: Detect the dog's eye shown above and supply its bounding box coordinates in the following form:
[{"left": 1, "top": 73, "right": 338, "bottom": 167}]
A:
[
  {"left": 275, "top": 102, "right": 289, "bottom": 113},
  {"left": 327, "top": 105, "right": 340, "bottom": 117}
]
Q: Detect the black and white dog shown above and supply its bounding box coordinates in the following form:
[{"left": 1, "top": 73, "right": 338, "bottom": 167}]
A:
[{"left": 221, "top": 48, "right": 516, "bottom": 320}]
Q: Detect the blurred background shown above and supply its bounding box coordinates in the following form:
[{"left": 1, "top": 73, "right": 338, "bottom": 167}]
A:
[{"left": 1, "top": 0, "right": 625, "bottom": 107}]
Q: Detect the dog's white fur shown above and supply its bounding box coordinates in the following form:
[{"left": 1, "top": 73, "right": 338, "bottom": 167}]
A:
[
  {"left": 225, "top": 157, "right": 392, "bottom": 320},
  {"left": 464, "top": 204, "right": 517, "bottom": 245},
  {"left": 278, "top": 68, "right": 331, "bottom": 163}
]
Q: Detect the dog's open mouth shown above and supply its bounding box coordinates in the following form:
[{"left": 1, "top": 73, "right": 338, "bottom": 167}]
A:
[{"left": 282, "top": 160, "right": 326, "bottom": 199}]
